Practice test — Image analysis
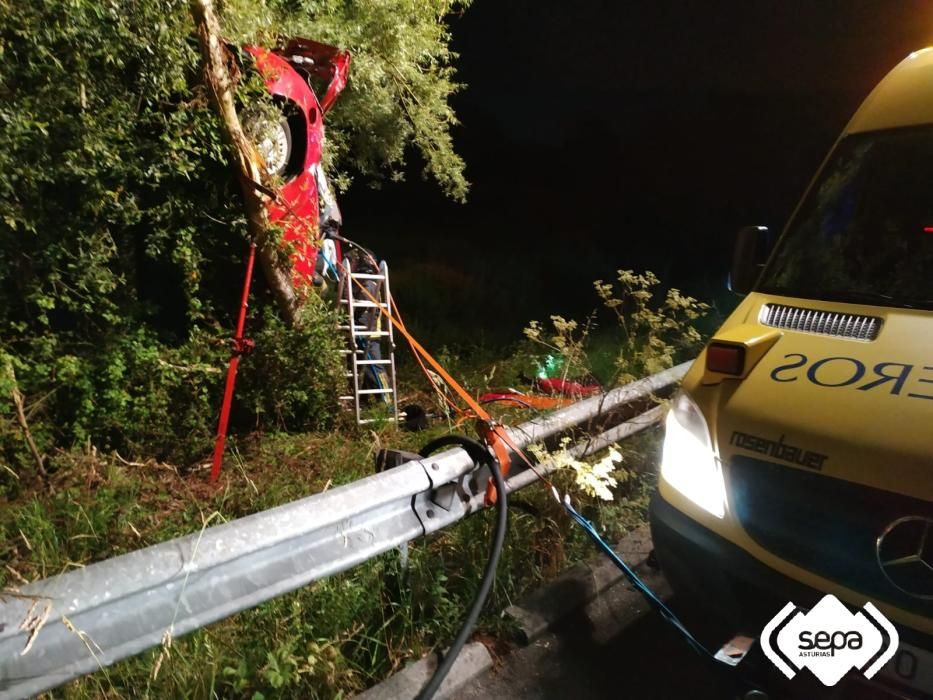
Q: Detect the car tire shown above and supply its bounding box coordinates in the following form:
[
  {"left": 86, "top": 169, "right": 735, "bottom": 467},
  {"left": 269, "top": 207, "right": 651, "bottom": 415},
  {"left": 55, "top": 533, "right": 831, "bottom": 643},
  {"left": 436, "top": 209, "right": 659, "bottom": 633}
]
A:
[{"left": 244, "top": 110, "right": 292, "bottom": 177}]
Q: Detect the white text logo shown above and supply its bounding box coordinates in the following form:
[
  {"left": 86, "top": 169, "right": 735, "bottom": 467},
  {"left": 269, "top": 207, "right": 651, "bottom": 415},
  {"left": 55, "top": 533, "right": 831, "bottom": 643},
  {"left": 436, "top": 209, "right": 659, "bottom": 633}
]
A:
[{"left": 760, "top": 594, "right": 899, "bottom": 687}]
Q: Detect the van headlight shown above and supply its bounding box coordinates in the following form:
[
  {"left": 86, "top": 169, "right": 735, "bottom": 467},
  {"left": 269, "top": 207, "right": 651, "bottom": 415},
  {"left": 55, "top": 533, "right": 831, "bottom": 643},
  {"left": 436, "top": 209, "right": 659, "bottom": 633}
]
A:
[{"left": 660, "top": 392, "right": 726, "bottom": 518}]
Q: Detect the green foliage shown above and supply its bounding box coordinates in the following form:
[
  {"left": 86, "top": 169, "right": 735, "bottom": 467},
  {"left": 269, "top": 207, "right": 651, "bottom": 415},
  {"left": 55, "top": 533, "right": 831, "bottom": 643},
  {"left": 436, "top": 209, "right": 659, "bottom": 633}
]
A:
[
  {"left": 595, "top": 269, "right": 710, "bottom": 383},
  {"left": 55, "top": 328, "right": 226, "bottom": 460},
  {"left": 524, "top": 270, "right": 710, "bottom": 386},
  {"left": 236, "top": 302, "right": 344, "bottom": 432},
  {"left": 0, "top": 0, "right": 469, "bottom": 477},
  {"left": 529, "top": 438, "right": 627, "bottom": 501},
  {"left": 523, "top": 313, "right": 595, "bottom": 382}
]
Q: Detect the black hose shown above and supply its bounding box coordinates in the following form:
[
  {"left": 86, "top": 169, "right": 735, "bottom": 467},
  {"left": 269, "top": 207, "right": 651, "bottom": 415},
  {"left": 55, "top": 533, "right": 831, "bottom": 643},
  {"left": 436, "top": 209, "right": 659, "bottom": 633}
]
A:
[{"left": 415, "top": 435, "right": 508, "bottom": 700}]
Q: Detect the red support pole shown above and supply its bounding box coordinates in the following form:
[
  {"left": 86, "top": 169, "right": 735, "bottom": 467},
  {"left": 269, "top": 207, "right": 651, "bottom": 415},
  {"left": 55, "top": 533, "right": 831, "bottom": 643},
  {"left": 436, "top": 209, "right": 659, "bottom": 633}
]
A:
[{"left": 210, "top": 242, "right": 257, "bottom": 482}]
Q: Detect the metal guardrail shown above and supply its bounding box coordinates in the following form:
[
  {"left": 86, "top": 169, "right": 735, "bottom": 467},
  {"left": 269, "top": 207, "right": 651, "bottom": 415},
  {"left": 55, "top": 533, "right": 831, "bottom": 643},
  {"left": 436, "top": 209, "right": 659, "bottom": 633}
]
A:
[{"left": 0, "top": 362, "right": 690, "bottom": 699}]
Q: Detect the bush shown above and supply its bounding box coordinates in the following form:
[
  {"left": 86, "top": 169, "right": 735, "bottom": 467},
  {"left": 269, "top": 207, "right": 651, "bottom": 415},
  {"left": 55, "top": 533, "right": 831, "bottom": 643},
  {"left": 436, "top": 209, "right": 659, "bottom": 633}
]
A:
[
  {"left": 0, "top": 307, "right": 344, "bottom": 475},
  {"left": 235, "top": 301, "right": 344, "bottom": 434}
]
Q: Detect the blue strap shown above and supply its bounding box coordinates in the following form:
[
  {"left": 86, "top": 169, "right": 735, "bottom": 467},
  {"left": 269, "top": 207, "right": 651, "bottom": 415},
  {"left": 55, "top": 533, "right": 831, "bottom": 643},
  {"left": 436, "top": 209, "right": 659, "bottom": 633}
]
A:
[
  {"left": 322, "top": 252, "right": 341, "bottom": 279},
  {"left": 562, "top": 499, "right": 718, "bottom": 661}
]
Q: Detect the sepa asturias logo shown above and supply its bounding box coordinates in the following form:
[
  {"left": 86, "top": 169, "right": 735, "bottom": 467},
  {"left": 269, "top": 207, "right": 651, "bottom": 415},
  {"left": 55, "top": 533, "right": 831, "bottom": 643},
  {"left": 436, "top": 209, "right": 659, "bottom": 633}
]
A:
[{"left": 761, "top": 594, "right": 899, "bottom": 687}]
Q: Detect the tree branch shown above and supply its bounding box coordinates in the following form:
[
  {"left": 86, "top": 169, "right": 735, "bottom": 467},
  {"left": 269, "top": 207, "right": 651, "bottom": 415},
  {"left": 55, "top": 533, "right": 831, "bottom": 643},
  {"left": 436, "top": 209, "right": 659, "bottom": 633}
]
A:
[{"left": 4, "top": 363, "right": 48, "bottom": 484}]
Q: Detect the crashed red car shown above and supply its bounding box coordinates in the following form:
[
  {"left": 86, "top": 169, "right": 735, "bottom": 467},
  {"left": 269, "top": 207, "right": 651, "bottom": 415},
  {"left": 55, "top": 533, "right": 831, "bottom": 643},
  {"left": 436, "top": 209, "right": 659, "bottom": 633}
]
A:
[{"left": 243, "top": 38, "right": 350, "bottom": 286}]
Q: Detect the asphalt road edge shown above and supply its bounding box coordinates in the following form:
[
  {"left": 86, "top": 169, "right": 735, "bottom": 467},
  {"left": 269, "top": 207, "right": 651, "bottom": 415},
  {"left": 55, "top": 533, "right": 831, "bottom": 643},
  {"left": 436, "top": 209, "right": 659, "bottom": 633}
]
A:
[
  {"left": 505, "top": 524, "right": 653, "bottom": 642},
  {"left": 354, "top": 642, "right": 493, "bottom": 700},
  {"left": 353, "top": 525, "right": 654, "bottom": 699}
]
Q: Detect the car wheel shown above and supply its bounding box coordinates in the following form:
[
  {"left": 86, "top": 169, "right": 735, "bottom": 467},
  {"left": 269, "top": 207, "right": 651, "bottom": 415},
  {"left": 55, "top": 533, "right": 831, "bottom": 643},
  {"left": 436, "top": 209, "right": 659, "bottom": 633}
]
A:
[{"left": 245, "top": 111, "right": 292, "bottom": 177}]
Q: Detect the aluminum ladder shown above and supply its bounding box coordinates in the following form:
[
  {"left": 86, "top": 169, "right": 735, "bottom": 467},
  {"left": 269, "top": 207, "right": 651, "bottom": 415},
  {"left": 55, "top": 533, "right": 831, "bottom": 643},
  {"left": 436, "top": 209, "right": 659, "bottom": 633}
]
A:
[{"left": 337, "top": 259, "right": 399, "bottom": 425}]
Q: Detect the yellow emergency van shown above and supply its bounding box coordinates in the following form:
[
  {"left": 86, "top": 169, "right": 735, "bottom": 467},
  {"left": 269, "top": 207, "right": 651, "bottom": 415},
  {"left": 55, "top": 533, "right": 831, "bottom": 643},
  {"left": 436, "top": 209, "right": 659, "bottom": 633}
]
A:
[{"left": 649, "top": 48, "right": 933, "bottom": 695}]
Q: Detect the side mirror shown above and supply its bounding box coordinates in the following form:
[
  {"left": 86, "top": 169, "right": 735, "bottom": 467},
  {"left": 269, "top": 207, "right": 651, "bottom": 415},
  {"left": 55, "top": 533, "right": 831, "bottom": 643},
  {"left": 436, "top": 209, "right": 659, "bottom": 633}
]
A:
[{"left": 729, "top": 225, "right": 771, "bottom": 295}]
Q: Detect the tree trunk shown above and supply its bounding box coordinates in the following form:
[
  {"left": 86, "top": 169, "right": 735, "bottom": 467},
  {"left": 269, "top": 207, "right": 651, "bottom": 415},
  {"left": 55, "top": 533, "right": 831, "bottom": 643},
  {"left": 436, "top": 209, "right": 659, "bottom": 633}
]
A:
[{"left": 190, "top": 0, "right": 299, "bottom": 325}]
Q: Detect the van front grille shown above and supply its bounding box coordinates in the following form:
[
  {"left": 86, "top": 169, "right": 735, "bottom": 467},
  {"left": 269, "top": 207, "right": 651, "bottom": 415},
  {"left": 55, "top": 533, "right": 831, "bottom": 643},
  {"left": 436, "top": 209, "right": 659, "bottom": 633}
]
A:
[
  {"left": 759, "top": 303, "right": 882, "bottom": 341},
  {"left": 729, "top": 456, "right": 933, "bottom": 618}
]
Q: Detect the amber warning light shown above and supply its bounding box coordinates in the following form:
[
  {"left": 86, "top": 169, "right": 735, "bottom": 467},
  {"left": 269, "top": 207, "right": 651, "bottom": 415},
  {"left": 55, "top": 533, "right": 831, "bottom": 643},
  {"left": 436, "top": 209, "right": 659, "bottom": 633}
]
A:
[{"left": 706, "top": 342, "right": 746, "bottom": 375}]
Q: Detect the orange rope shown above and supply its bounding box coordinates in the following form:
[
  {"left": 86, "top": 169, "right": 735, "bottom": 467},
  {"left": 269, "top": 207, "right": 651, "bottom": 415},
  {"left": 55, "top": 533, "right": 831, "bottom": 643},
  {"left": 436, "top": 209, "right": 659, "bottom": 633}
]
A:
[
  {"left": 347, "top": 274, "right": 561, "bottom": 503},
  {"left": 388, "top": 296, "right": 464, "bottom": 417}
]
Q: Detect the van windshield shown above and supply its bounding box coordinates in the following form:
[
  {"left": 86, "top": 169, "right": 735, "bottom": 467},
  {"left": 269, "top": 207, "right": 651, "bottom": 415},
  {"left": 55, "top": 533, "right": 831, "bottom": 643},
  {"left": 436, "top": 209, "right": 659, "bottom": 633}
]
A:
[{"left": 759, "top": 127, "right": 933, "bottom": 310}]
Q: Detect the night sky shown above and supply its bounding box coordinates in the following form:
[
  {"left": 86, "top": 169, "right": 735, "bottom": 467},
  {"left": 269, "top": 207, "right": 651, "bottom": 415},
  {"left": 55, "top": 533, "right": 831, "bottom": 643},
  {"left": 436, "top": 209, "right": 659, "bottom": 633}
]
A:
[{"left": 344, "top": 1, "right": 933, "bottom": 345}]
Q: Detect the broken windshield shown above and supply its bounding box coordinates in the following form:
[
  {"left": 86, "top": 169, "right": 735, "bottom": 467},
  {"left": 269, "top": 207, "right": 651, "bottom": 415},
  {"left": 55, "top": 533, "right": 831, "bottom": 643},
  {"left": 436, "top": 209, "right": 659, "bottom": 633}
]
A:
[{"left": 759, "top": 126, "right": 933, "bottom": 310}]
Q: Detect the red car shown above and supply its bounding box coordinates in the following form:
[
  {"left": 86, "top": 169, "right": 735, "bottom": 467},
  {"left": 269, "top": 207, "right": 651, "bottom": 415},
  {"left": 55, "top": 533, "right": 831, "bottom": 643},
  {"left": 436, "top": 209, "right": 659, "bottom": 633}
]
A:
[{"left": 243, "top": 38, "right": 350, "bottom": 287}]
